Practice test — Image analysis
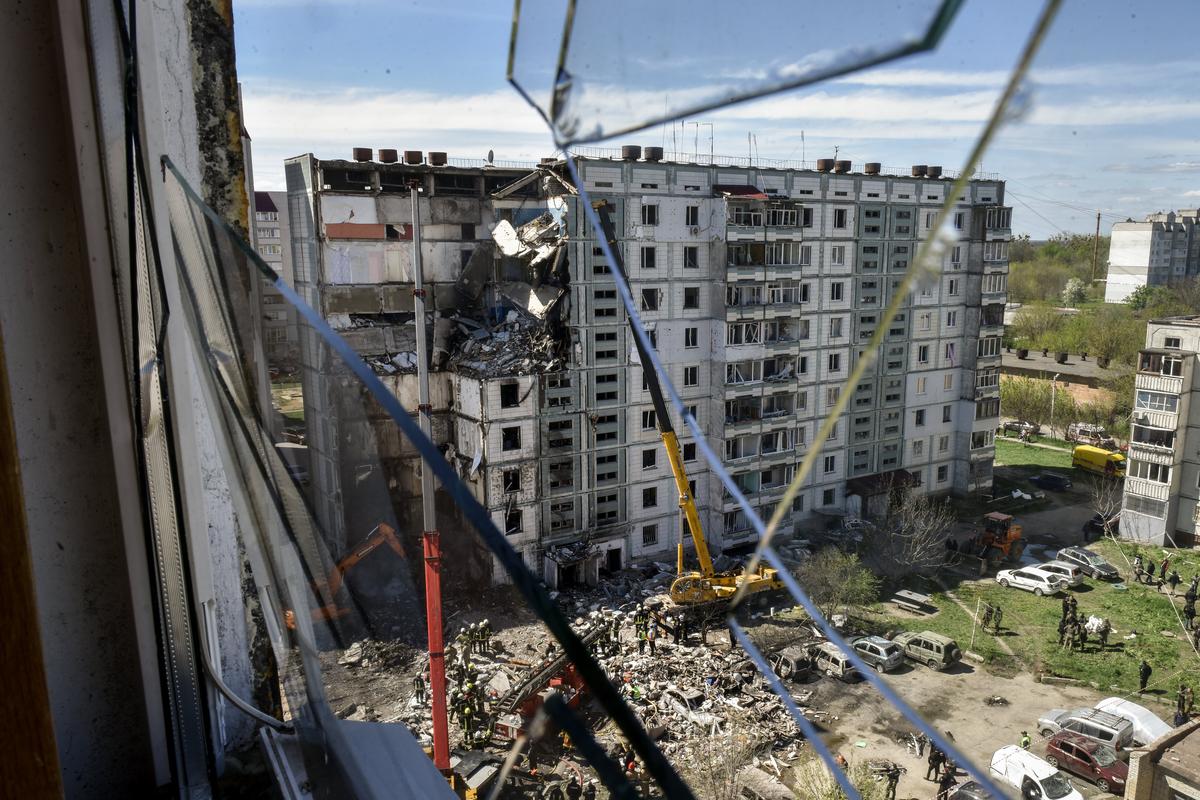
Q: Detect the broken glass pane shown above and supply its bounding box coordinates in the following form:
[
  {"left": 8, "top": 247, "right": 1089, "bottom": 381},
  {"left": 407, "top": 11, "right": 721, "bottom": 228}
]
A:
[{"left": 509, "top": 0, "right": 963, "bottom": 146}]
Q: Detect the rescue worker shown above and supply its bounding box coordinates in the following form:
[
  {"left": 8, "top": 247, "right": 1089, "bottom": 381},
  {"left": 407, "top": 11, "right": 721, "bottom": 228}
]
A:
[
  {"left": 1146, "top": 559, "right": 1157, "bottom": 585},
  {"left": 565, "top": 776, "right": 582, "bottom": 800},
  {"left": 583, "top": 780, "right": 597, "bottom": 800},
  {"left": 646, "top": 614, "right": 658, "bottom": 655},
  {"left": 1068, "top": 594, "right": 1078, "bottom": 618},
  {"left": 1185, "top": 685, "right": 1195, "bottom": 717},
  {"left": 1078, "top": 623, "right": 1089, "bottom": 652},
  {"left": 1133, "top": 554, "right": 1144, "bottom": 583},
  {"left": 461, "top": 700, "right": 475, "bottom": 747},
  {"left": 884, "top": 762, "right": 902, "bottom": 800},
  {"left": 982, "top": 605, "right": 994, "bottom": 631},
  {"left": 925, "top": 747, "right": 943, "bottom": 781},
  {"left": 1098, "top": 619, "right": 1111, "bottom": 650},
  {"left": 1060, "top": 596, "right": 1071, "bottom": 621},
  {"left": 1178, "top": 684, "right": 1188, "bottom": 716},
  {"left": 1057, "top": 617, "right": 1069, "bottom": 647},
  {"left": 992, "top": 604, "right": 1004, "bottom": 634},
  {"left": 637, "top": 617, "right": 648, "bottom": 655},
  {"left": 1020, "top": 731, "right": 1031, "bottom": 750},
  {"left": 481, "top": 618, "right": 493, "bottom": 653},
  {"left": 936, "top": 764, "right": 957, "bottom": 800},
  {"left": 1066, "top": 623, "right": 1079, "bottom": 652},
  {"left": 1139, "top": 659, "right": 1153, "bottom": 692},
  {"left": 1192, "top": 624, "right": 1200, "bottom": 653},
  {"left": 1186, "top": 599, "right": 1198, "bottom": 632},
  {"left": 413, "top": 672, "right": 427, "bottom": 704},
  {"left": 1167, "top": 570, "right": 1182, "bottom": 597}
]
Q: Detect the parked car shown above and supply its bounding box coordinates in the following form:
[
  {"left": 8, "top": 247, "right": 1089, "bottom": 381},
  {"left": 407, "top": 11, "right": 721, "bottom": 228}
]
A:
[
  {"left": 1057, "top": 547, "right": 1120, "bottom": 581},
  {"left": 996, "top": 567, "right": 1069, "bottom": 596},
  {"left": 1036, "top": 707, "right": 1135, "bottom": 751},
  {"left": 892, "top": 631, "right": 962, "bottom": 670},
  {"left": 808, "top": 641, "right": 863, "bottom": 683},
  {"left": 989, "top": 745, "right": 1083, "bottom": 800},
  {"left": 1030, "top": 472, "right": 1073, "bottom": 491},
  {"left": 950, "top": 782, "right": 996, "bottom": 800},
  {"left": 1044, "top": 731, "right": 1128, "bottom": 794},
  {"left": 1080, "top": 513, "right": 1120, "bottom": 542},
  {"left": 1093, "top": 697, "right": 1172, "bottom": 746},
  {"left": 1038, "top": 560, "right": 1083, "bottom": 588},
  {"left": 849, "top": 635, "right": 904, "bottom": 673},
  {"left": 1002, "top": 420, "right": 1042, "bottom": 437}
]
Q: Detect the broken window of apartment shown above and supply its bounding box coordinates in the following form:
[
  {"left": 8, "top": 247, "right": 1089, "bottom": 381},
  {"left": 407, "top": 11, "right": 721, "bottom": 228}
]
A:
[
  {"left": 641, "top": 246, "right": 657, "bottom": 269},
  {"left": 434, "top": 173, "right": 479, "bottom": 196},
  {"left": 684, "top": 327, "right": 698, "bottom": 348},
  {"left": 683, "top": 366, "right": 699, "bottom": 387},
  {"left": 642, "top": 449, "right": 656, "bottom": 470},
  {"left": 915, "top": 409, "right": 926, "bottom": 427},
  {"left": 641, "top": 204, "right": 659, "bottom": 225},
  {"left": 954, "top": 211, "right": 965, "bottom": 229},
  {"left": 504, "top": 509, "right": 523, "bottom": 535},
  {"left": 833, "top": 208, "right": 848, "bottom": 228},
  {"left": 642, "top": 524, "right": 658, "bottom": 547},
  {"left": 682, "top": 442, "right": 697, "bottom": 462},
  {"left": 503, "top": 468, "right": 521, "bottom": 493},
  {"left": 918, "top": 344, "right": 930, "bottom": 364},
  {"left": 830, "top": 317, "right": 844, "bottom": 338},
  {"left": 685, "top": 205, "right": 699, "bottom": 226},
  {"left": 595, "top": 452, "right": 619, "bottom": 483},
  {"left": 501, "top": 426, "right": 522, "bottom": 450},
  {"left": 641, "top": 410, "right": 656, "bottom": 430},
  {"left": 461, "top": 223, "right": 475, "bottom": 240},
  {"left": 549, "top": 458, "right": 574, "bottom": 489},
  {"left": 547, "top": 419, "right": 573, "bottom": 450},
  {"left": 550, "top": 501, "right": 574, "bottom": 531},
  {"left": 640, "top": 288, "right": 659, "bottom": 311},
  {"left": 642, "top": 487, "right": 657, "bottom": 508},
  {"left": 500, "top": 381, "right": 520, "bottom": 408},
  {"left": 683, "top": 287, "right": 699, "bottom": 309},
  {"left": 942, "top": 405, "right": 952, "bottom": 423},
  {"left": 683, "top": 246, "right": 699, "bottom": 269}
]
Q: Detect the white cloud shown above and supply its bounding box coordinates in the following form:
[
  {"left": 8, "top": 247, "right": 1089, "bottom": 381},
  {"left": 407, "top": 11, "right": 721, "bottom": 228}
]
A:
[{"left": 1184, "top": 190, "right": 1200, "bottom": 197}]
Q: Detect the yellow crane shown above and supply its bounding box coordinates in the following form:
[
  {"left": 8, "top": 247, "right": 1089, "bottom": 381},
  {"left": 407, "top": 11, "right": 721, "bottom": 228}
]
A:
[{"left": 593, "top": 201, "right": 783, "bottom": 606}]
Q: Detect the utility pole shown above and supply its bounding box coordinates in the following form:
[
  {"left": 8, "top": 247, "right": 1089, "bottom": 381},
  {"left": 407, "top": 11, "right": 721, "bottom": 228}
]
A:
[
  {"left": 1091, "top": 211, "right": 1101, "bottom": 280},
  {"left": 410, "top": 180, "right": 450, "bottom": 772},
  {"left": 1050, "top": 373, "right": 1060, "bottom": 441}
]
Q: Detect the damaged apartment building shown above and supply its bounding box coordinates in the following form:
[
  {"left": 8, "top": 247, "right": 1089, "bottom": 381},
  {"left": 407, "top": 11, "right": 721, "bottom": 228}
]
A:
[{"left": 283, "top": 148, "right": 1009, "bottom": 588}]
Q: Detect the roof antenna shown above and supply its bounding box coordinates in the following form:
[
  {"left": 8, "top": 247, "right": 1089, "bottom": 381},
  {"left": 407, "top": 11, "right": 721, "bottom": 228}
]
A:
[{"left": 487, "top": 149, "right": 494, "bottom": 164}]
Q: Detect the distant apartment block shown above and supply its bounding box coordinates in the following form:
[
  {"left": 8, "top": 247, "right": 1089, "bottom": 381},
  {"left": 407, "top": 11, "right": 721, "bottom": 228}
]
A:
[
  {"left": 254, "top": 191, "right": 299, "bottom": 365},
  {"left": 284, "top": 148, "right": 1010, "bottom": 587},
  {"left": 1105, "top": 209, "right": 1200, "bottom": 303},
  {"left": 1120, "top": 316, "right": 1200, "bottom": 546}
]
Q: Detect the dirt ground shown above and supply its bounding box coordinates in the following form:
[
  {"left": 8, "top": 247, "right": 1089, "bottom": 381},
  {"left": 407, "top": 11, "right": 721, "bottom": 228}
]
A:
[{"left": 806, "top": 663, "right": 1114, "bottom": 799}]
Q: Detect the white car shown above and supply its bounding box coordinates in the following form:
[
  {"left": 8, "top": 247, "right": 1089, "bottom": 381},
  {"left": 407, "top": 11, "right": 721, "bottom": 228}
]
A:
[
  {"left": 1038, "top": 560, "right": 1083, "bottom": 587},
  {"left": 990, "top": 745, "right": 1083, "bottom": 800},
  {"left": 1094, "top": 697, "right": 1172, "bottom": 746},
  {"left": 996, "top": 567, "right": 1068, "bottom": 596}
]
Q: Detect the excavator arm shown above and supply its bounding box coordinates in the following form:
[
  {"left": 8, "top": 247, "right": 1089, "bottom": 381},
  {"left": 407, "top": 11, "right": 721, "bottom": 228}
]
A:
[
  {"left": 325, "top": 523, "right": 407, "bottom": 598},
  {"left": 593, "top": 201, "right": 713, "bottom": 579}
]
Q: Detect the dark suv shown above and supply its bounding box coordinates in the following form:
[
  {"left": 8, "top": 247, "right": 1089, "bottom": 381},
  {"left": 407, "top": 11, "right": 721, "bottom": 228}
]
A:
[
  {"left": 1044, "top": 731, "right": 1127, "bottom": 794},
  {"left": 1030, "top": 472, "right": 1073, "bottom": 492}
]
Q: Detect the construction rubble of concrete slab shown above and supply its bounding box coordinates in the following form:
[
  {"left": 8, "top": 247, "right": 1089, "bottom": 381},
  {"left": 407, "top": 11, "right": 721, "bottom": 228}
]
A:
[{"left": 323, "top": 566, "right": 837, "bottom": 788}]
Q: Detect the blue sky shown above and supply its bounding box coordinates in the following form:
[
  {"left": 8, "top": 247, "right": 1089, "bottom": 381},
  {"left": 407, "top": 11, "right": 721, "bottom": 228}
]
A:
[{"left": 236, "top": 0, "right": 1200, "bottom": 239}]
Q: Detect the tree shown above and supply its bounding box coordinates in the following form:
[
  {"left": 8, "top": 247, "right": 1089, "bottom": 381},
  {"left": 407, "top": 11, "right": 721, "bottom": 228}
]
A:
[
  {"left": 1088, "top": 476, "right": 1123, "bottom": 540},
  {"left": 789, "top": 753, "right": 888, "bottom": 800},
  {"left": 862, "top": 478, "right": 954, "bottom": 581},
  {"left": 680, "top": 713, "right": 771, "bottom": 800},
  {"left": 1000, "top": 376, "right": 1052, "bottom": 430},
  {"left": 795, "top": 549, "right": 879, "bottom": 619},
  {"left": 1061, "top": 278, "right": 1088, "bottom": 307},
  {"left": 1084, "top": 305, "right": 1143, "bottom": 364},
  {"left": 1010, "top": 303, "right": 1063, "bottom": 346},
  {"left": 1125, "top": 284, "right": 1168, "bottom": 312}
]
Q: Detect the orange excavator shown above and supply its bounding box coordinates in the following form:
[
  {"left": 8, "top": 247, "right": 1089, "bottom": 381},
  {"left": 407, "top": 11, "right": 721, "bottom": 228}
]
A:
[{"left": 285, "top": 523, "right": 407, "bottom": 628}]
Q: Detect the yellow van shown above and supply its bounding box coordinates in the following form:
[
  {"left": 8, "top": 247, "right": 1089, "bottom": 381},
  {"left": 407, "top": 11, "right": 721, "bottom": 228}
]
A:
[{"left": 1072, "top": 445, "right": 1126, "bottom": 478}]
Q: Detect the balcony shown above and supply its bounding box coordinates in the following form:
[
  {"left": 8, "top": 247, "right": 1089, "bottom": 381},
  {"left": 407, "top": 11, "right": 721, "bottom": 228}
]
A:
[
  {"left": 985, "top": 206, "right": 1012, "bottom": 234},
  {"left": 1128, "top": 441, "right": 1174, "bottom": 465},
  {"left": 1135, "top": 371, "right": 1184, "bottom": 395},
  {"left": 1126, "top": 477, "right": 1171, "bottom": 501}
]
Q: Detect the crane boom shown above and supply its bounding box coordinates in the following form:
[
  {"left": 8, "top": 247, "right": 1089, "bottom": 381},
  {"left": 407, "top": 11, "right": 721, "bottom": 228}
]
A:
[{"left": 593, "top": 201, "right": 713, "bottom": 578}]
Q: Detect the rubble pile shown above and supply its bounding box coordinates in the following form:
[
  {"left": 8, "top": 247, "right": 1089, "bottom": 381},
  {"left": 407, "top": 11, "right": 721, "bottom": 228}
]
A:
[{"left": 448, "top": 310, "right": 565, "bottom": 377}]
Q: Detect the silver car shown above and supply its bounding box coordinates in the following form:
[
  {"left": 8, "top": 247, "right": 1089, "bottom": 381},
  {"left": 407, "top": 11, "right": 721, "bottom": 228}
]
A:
[{"left": 850, "top": 635, "right": 904, "bottom": 673}]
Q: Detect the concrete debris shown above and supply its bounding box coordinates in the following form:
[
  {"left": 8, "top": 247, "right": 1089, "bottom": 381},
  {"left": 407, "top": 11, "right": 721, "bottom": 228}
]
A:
[
  {"left": 447, "top": 313, "right": 565, "bottom": 378},
  {"left": 490, "top": 213, "right": 563, "bottom": 267}
]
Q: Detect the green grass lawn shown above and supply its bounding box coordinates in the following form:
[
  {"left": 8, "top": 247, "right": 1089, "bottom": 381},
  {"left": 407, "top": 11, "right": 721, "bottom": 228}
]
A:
[
  {"left": 867, "top": 554, "right": 1200, "bottom": 696},
  {"left": 994, "top": 439, "right": 1074, "bottom": 470}
]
